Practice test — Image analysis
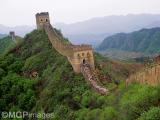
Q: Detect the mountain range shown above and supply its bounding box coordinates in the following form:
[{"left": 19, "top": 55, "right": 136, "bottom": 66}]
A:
[
  {"left": 1, "top": 14, "right": 160, "bottom": 46},
  {"left": 97, "top": 27, "right": 160, "bottom": 60},
  {"left": 0, "top": 24, "right": 35, "bottom": 37},
  {"left": 55, "top": 14, "right": 160, "bottom": 46}
]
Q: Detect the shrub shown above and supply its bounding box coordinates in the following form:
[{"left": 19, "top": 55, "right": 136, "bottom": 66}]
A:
[
  {"left": 138, "top": 107, "right": 160, "bottom": 120},
  {"left": 120, "top": 84, "right": 160, "bottom": 120}
]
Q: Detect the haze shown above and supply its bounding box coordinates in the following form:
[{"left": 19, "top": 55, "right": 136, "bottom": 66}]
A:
[{"left": 1, "top": 0, "right": 160, "bottom": 27}]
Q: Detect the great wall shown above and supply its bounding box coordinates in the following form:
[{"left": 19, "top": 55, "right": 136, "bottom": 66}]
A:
[
  {"left": 126, "top": 56, "right": 160, "bottom": 86},
  {"left": 7, "top": 12, "right": 159, "bottom": 95},
  {"left": 35, "top": 12, "right": 108, "bottom": 95}
]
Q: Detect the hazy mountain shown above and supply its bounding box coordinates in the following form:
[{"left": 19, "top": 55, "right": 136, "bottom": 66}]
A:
[
  {"left": 0, "top": 24, "right": 35, "bottom": 37},
  {"left": 1, "top": 14, "right": 160, "bottom": 46},
  {"left": 97, "top": 27, "right": 160, "bottom": 60},
  {"left": 64, "top": 33, "right": 108, "bottom": 47},
  {"left": 146, "top": 21, "right": 160, "bottom": 28},
  {"left": 56, "top": 14, "right": 160, "bottom": 46},
  {"left": 0, "top": 33, "right": 7, "bottom": 39},
  {"left": 56, "top": 14, "right": 160, "bottom": 34}
]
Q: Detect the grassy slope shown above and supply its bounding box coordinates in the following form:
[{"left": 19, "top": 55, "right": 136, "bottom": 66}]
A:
[{"left": 0, "top": 29, "right": 159, "bottom": 120}]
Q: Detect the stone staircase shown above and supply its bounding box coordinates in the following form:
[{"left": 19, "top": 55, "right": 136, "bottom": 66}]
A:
[{"left": 81, "top": 62, "right": 109, "bottom": 95}]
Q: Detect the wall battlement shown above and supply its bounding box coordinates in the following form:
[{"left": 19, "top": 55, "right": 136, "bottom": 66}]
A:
[
  {"left": 36, "top": 12, "right": 95, "bottom": 73},
  {"left": 36, "top": 12, "right": 49, "bottom": 16},
  {"left": 71, "top": 44, "right": 92, "bottom": 52}
]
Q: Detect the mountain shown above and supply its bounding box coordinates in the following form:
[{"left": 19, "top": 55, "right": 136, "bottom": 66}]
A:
[
  {"left": 56, "top": 14, "right": 160, "bottom": 46},
  {"left": 56, "top": 14, "right": 160, "bottom": 35},
  {"left": 1, "top": 14, "right": 160, "bottom": 46},
  {"left": 64, "top": 33, "right": 108, "bottom": 47},
  {"left": 97, "top": 27, "right": 160, "bottom": 60},
  {"left": 1, "top": 28, "right": 159, "bottom": 119},
  {"left": 99, "top": 49, "right": 146, "bottom": 61},
  {"left": 0, "top": 24, "right": 35, "bottom": 36}
]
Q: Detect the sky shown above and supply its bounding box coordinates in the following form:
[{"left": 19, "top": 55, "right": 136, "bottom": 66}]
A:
[{"left": 1, "top": 0, "right": 160, "bottom": 26}]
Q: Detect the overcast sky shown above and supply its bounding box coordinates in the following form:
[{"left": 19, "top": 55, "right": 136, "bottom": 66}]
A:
[{"left": 1, "top": 0, "right": 160, "bottom": 26}]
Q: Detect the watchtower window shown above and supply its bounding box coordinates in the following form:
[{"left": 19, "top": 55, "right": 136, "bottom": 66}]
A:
[
  {"left": 77, "top": 54, "right": 80, "bottom": 58},
  {"left": 87, "top": 52, "right": 90, "bottom": 57},
  {"left": 82, "top": 53, "right": 85, "bottom": 56},
  {"left": 41, "top": 19, "right": 43, "bottom": 22},
  {"left": 46, "top": 19, "right": 48, "bottom": 22}
]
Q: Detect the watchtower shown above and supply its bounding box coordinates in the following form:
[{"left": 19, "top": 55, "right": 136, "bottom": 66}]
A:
[
  {"left": 10, "top": 31, "right": 15, "bottom": 40},
  {"left": 10, "top": 31, "right": 15, "bottom": 37},
  {"left": 68, "top": 45, "right": 95, "bottom": 73},
  {"left": 35, "top": 12, "right": 50, "bottom": 29}
]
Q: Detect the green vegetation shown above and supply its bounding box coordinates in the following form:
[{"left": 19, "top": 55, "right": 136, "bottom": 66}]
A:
[
  {"left": 98, "top": 27, "right": 160, "bottom": 54},
  {"left": 0, "top": 29, "right": 159, "bottom": 120},
  {"left": 138, "top": 107, "right": 160, "bottom": 120},
  {"left": 0, "top": 36, "right": 22, "bottom": 55},
  {"left": 0, "top": 36, "right": 15, "bottom": 54}
]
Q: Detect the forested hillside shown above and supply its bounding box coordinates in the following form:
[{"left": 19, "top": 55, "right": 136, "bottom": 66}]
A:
[
  {"left": 0, "top": 37, "right": 15, "bottom": 54},
  {"left": 0, "top": 36, "right": 22, "bottom": 54},
  {"left": 98, "top": 27, "right": 160, "bottom": 54},
  {"left": 0, "top": 29, "right": 159, "bottom": 120}
]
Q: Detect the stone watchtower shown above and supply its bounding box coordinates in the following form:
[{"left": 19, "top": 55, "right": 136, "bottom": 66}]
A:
[
  {"left": 10, "top": 31, "right": 15, "bottom": 38},
  {"left": 36, "top": 12, "right": 50, "bottom": 29},
  {"left": 68, "top": 45, "right": 95, "bottom": 73},
  {"left": 9, "top": 31, "right": 16, "bottom": 42}
]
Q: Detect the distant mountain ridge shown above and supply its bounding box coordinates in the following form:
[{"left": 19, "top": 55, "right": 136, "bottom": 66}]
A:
[
  {"left": 0, "top": 24, "right": 35, "bottom": 37},
  {"left": 56, "top": 14, "right": 160, "bottom": 34},
  {"left": 0, "top": 33, "right": 7, "bottom": 39},
  {"left": 97, "top": 27, "right": 160, "bottom": 55},
  {"left": 55, "top": 14, "right": 160, "bottom": 45},
  {"left": 1, "top": 14, "right": 160, "bottom": 46}
]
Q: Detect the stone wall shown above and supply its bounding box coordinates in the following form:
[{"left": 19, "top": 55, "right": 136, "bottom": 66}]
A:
[
  {"left": 36, "top": 12, "right": 95, "bottom": 73},
  {"left": 126, "top": 63, "right": 160, "bottom": 86},
  {"left": 35, "top": 12, "right": 108, "bottom": 95}
]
